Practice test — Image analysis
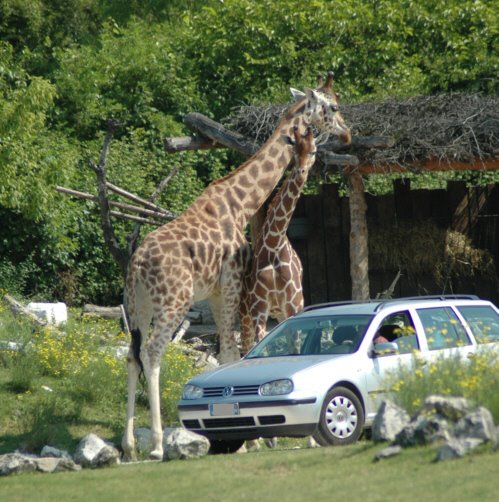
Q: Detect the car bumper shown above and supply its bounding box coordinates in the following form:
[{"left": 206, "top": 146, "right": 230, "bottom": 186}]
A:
[{"left": 178, "top": 397, "right": 319, "bottom": 441}]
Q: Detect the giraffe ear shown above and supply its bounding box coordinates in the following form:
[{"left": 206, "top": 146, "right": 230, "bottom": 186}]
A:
[
  {"left": 281, "top": 134, "right": 295, "bottom": 146},
  {"left": 305, "top": 88, "right": 319, "bottom": 102},
  {"left": 290, "top": 87, "right": 305, "bottom": 101}
]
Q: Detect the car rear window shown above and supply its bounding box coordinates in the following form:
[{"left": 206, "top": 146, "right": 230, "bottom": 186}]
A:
[{"left": 457, "top": 306, "right": 499, "bottom": 344}]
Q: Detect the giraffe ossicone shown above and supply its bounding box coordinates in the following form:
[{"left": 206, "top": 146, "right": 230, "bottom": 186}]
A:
[{"left": 121, "top": 72, "right": 351, "bottom": 461}]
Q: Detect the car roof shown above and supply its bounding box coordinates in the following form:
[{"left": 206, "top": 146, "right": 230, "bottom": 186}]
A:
[{"left": 297, "top": 295, "right": 491, "bottom": 319}]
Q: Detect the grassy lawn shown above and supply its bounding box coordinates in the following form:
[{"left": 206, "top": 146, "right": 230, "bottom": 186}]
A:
[{"left": 1, "top": 441, "right": 499, "bottom": 502}]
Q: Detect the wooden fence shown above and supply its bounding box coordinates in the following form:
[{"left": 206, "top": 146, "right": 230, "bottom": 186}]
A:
[{"left": 287, "top": 180, "right": 499, "bottom": 305}]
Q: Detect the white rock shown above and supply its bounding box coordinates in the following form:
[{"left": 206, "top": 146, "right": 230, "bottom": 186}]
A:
[
  {"left": 26, "top": 302, "right": 67, "bottom": 325},
  {"left": 73, "top": 433, "right": 108, "bottom": 467},
  {"left": 164, "top": 428, "right": 210, "bottom": 460}
]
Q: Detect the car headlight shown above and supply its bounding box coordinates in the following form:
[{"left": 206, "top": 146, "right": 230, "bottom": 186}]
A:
[
  {"left": 260, "top": 379, "right": 293, "bottom": 396},
  {"left": 182, "top": 384, "right": 203, "bottom": 400}
]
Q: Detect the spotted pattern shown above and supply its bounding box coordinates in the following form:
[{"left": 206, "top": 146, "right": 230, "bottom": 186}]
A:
[{"left": 240, "top": 127, "right": 317, "bottom": 354}]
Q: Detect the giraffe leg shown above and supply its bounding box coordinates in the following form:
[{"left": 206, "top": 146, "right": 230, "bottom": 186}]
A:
[
  {"left": 122, "top": 346, "right": 140, "bottom": 461},
  {"left": 142, "top": 349, "right": 163, "bottom": 460},
  {"left": 239, "top": 298, "right": 256, "bottom": 356},
  {"left": 122, "top": 279, "right": 153, "bottom": 461},
  {"left": 217, "top": 298, "right": 243, "bottom": 364},
  {"left": 209, "top": 293, "right": 240, "bottom": 364},
  {"left": 145, "top": 299, "right": 192, "bottom": 460},
  {"left": 250, "top": 298, "right": 269, "bottom": 345},
  {"left": 254, "top": 314, "right": 268, "bottom": 345}
]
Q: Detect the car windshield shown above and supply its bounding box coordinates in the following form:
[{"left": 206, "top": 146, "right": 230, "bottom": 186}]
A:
[{"left": 246, "top": 314, "right": 373, "bottom": 358}]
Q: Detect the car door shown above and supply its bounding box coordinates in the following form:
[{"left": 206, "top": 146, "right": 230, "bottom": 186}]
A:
[
  {"left": 363, "top": 309, "right": 422, "bottom": 421},
  {"left": 414, "top": 306, "right": 475, "bottom": 364}
]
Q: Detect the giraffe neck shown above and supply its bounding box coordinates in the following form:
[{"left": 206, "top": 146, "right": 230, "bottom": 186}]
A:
[
  {"left": 260, "top": 165, "right": 307, "bottom": 248},
  {"left": 204, "top": 100, "right": 310, "bottom": 227}
]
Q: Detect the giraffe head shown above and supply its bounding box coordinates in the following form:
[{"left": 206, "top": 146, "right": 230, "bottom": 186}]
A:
[
  {"left": 286, "top": 126, "right": 317, "bottom": 175},
  {"left": 290, "top": 71, "right": 351, "bottom": 144}
]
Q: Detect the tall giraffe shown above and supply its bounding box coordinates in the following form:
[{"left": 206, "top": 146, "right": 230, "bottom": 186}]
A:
[
  {"left": 240, "top": 126, "right": 316, "bottom": 354},
  {"left": 122, "top": 72, "right": 351, "bottom": 460}
]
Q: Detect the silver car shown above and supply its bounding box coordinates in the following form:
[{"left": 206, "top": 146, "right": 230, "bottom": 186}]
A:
[{"left": 178, "top": 295, "right": 499, "bottom": 453}]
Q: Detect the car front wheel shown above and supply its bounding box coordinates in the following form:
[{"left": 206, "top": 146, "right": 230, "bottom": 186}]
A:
[{"left": 313, "top": 386, "right": 364, "bottom": 446}]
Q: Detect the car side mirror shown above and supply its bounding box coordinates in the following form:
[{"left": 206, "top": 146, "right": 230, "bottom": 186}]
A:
[{"left": 372, "top": 342, "right": 398, "bottom": 357}]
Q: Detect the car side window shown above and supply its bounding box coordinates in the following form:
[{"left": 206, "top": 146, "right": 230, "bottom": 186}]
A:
[
  {"left": 417, "top": 307, "right": 471, "bottom": 350},
  {"left": 456, "top": 306, "right": 499, "bottom": 344},
  {"left": 374, "top": 311, "right": 419, "bottom": 354}
]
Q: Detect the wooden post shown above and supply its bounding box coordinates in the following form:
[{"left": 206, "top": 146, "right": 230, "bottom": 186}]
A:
[{"left": 347, "top": 172, "right": 370, "bottom": 300}]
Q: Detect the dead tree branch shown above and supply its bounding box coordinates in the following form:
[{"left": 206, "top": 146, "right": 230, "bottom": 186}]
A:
[
  {"left": 89, "top": 120, "right": 130, "bottom": 276},
  {"left": 184, "top": 112, "right": 259, "bottom": 157},
  {"left": 110, "top": 210, "right": 163, "bottom": 226},
  {"left": 3, "top": 294, "right": 47, "bottom": 328},
  {"left": 55, "top": 186, "right": 174, "bottom": 222},
  {"left": 164, "top": 135, "right": 226, "bottom": 153},
  {"left": 106, "top": 182, "right": 175, "bottom": 218}
]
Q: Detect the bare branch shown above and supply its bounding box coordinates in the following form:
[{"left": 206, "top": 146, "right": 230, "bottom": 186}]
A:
[
  {"left": 110, "top": 210, "right": 163, "bottom": 226},
  {"left": 164, "top": 136, "right": 225, "bottom": 152},
  {"left": 90, "top": 121, "right": 129, "bottom": 276},
  {"left": 3, "top": 294, "right": 47, "bottom": 328},
  {"left": 106, "top": 182, "right": 174, "bottom": 217},
  {"left": 56, "top": 186, "right": 174, "bottom": 221},
  {"left": 184, "top": 112, "right": 259, "bottom": 157}
]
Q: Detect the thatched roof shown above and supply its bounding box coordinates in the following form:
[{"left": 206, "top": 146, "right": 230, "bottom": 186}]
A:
[{"left": 224, "top": 94, "right": 498, "bottom": 170}]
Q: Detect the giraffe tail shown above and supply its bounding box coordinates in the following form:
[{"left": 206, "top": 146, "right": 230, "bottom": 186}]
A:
[
  {"left": 122, "top": 292, "right": 145, "bottom": 378},
  {"left": 130, "top": 328, "right": 144, "bottom": 377}
]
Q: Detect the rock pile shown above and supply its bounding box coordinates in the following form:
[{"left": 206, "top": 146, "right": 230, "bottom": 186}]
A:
[
  {"left": 0, "top": 428, "right": 210, "bottom": 477},
  {"left": 372, "top": 395, "right": 498, "bottom": 462},
  {"left": 2, "top": 395, "right": 497, "bottom": 476}
]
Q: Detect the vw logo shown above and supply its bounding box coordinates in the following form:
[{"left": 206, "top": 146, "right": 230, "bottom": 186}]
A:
[{"left": 223, "top": 386, "right": 234, "bottom": 397}]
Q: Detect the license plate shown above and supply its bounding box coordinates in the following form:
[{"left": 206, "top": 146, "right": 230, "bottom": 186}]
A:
[{"left": 210, "top": 403, "right": 240, "bottom": 416}]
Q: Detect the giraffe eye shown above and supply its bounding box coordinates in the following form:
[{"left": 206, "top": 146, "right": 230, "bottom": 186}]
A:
[{"left": 330, "top": 104, "right": 339, "bottom": 112}]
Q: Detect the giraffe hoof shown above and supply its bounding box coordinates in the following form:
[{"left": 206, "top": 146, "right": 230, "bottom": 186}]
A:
[{"left": 149, "top": 449, "right": 164, "bottom": 461}]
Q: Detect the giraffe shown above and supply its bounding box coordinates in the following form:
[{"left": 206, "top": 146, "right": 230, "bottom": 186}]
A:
[
  {"left": 122, "top": 71, "right": 351, "bottom": 461},
  {"left": 239, "top": 125, "right": 316, "bottom": 355}
]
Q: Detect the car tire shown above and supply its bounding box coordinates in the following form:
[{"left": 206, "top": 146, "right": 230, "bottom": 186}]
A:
[
  {"left": 313, "top": 386, "right": 364, "bottom": 446},
  {"left": 209, "top": 439, "right": 245, "bottom": 454}
]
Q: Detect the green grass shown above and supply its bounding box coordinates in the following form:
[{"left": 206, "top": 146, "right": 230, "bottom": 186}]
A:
[{"left": 1, "top": 442, "right": 498, "bottom": 502}]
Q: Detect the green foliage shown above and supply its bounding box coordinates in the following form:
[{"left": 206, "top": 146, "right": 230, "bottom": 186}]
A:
[
  {"left": 52, "top": 18, "right": 204, "bottom": 139},
  {"left": 181, "top": 0, "right": 497, "bottom": 115},
  {"left": 0, "top": 43, "right": 76, "bottom": 217},
  {"left": 387, "top": 350, "right": 499, "bottom": 421},
  {"left": 161, "top": 343, "right": 203, "bottom": 425},
  {"left": 0, "top": 307, "right": 128, "bottom": 450},
  {"left": 0, "top": 0, "right": 496, "bottom": 305},
  {"left": 0, "top": 305, "right": 202, "bottom": 452},
  {"left": 17, "top": 392, "right": 83, "bottom": 452}
]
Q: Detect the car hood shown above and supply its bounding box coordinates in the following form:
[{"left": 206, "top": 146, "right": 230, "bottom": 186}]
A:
[{"left": 189, "top": 354, "right": 347, "bottom": 387}]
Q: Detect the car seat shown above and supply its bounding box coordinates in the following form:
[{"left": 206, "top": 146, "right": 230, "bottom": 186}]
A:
[{"left": 333, "top": 326, "right": 358, "bottom": 345}]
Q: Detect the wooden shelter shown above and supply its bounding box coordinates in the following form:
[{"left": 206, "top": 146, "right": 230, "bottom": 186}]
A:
[{"left": 166, "top": 93, "right": 498, "bottom": 301}]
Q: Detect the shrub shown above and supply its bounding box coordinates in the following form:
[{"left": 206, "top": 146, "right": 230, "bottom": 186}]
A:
[
  {"left": 387, "top": 350, "right": 499, "bottom": 421},
  {"left": 161, "top": 343, "right": 203, "bottom": 426},
  {"left": 17, "top": 392, "right": 82, "bottom": 452}
]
